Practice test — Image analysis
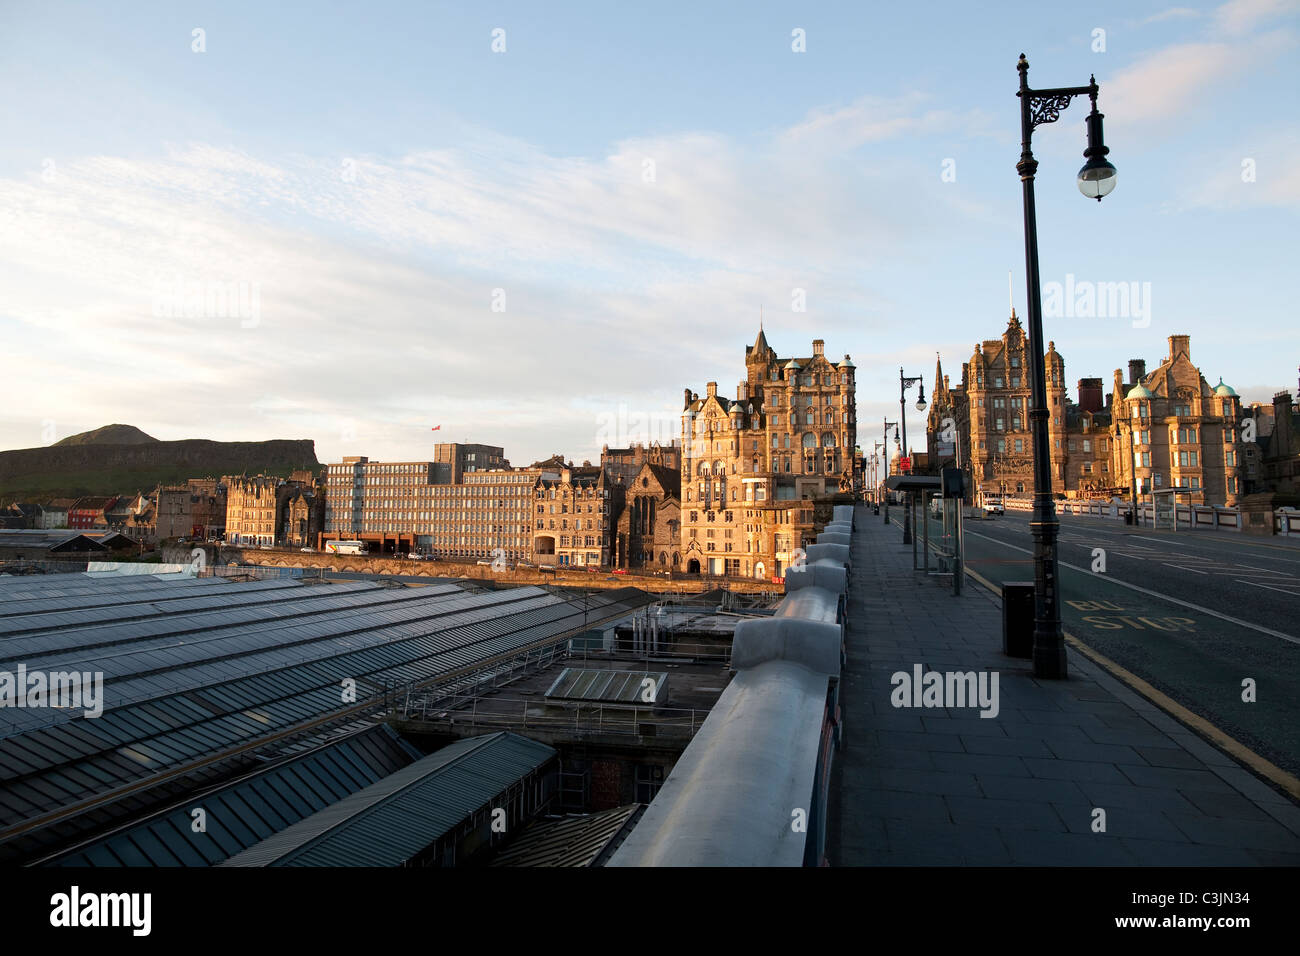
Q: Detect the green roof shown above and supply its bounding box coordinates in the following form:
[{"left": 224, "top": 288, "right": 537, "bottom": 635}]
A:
[{"left": 220, "top": 733, "right": 556, "bottom": 867}]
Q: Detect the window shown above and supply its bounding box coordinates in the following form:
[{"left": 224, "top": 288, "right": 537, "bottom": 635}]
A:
[
  {"left": 997, "top": 439, "right": 1006, "bottom": 453},
  {"left": 1014, "top": 439, "right": 1024, "bottom": 452},
  {"left": 1082, "top": 439, "right": 1091, "bottom": 452},
  {"left": 995, "top": 377, "right": 1004, "bottom": 388},
  {"left": 1011, "top": 376, "right": 1020, "bottom": 387}
]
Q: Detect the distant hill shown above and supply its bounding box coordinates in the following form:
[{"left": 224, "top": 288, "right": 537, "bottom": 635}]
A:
[
  {"left": 53, "top": 424, "right": 159, "bottom": 446},
  {"left": 1, "top": 427, "right": 320, "bottom": 501}
]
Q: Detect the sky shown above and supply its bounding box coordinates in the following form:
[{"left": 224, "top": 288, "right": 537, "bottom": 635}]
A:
[{"left": 1, "top": 0, "right": 1297, "bottom": 472}]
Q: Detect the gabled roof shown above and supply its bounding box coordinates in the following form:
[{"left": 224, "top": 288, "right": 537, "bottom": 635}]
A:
[
  {"left": 220, "top": 733, "right": 557, "bottom": 867},
  {"left": 642, "top": 462, "right": 681, "bottom": 498}
]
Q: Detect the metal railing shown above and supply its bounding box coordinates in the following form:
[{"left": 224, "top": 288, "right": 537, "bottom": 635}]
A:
[{"left": 398, "top": 691, "right": 704, "bottom": 739}]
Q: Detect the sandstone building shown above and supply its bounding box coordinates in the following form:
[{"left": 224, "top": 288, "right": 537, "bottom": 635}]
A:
[
  {"left": 680, "top": 331, "right": 857, "bottom": 578},
  {"left": 1108, "top": 336, "right": 1244, "bottom": 507}
]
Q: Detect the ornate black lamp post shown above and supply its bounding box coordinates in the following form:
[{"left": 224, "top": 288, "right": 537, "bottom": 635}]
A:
[{"left": 1016, "top": 53, "right": 1116, "bottom": 679}]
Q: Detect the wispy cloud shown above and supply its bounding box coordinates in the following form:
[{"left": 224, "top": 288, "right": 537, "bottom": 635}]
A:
[
  {"left": 1140, "top": 7, "right": 1203, "bottom": 25},
  {"left": 0, "top": 94, "right": 984, "bottom": 463},
  {"left": 1213, "top": 0, "right": 1300, "bottom": 35}
]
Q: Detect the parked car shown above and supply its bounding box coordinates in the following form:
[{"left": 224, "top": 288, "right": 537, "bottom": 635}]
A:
[
  {"left": 475, "top": 559, "right": 493, "bottom": 566},
  {"left": 300, "top": 547, "right": 315, "bottom": 553},
  {"left": 983, "top": 500, "right": 1005, "bottom": 515},
  {"left": 613, "top": 568, "right": 628, "bottom": 575}
]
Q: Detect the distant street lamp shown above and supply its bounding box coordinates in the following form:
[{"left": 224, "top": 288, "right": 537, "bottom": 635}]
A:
[
  {"left": 883, "top": 419, "right": 899, "bottom": 524},
  {"left": 899, "top": 369, "right": 925, "bottom": 543},
  {"left": 1016, "top": 53, "right": 1116, "bottom": 680}
]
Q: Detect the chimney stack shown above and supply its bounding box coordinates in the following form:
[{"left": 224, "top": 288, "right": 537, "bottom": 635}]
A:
[
  {"left": 812, "top": 339, "right": 825, "bottom": 356},
  {"left": 1127, "top": 359, "right": 1146, "bottom": 386},
  {"left": 1272, "top": 391, "right": 1295, "bottom": 460},
  {"left": 1168, "top": 335, "right": 1191, "bottom": 360},
  {"left": 706, "top": 382, "right": 717, "bottom": 398}
]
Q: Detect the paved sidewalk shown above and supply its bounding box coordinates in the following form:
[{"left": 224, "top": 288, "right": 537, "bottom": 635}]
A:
[{"left": 828, "top": 504, "right": 1300, "bottom": 865}]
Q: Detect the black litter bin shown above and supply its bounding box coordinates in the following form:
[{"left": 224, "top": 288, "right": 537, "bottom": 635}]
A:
[
  {"left": 1002, "top": 581, "right": 1035, "bottom": 659},
  {"left": 1124, "top": 509, "right": 1134, "bottom": 525}
]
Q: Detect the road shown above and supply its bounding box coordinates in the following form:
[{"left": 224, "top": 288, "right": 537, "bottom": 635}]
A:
[{"left": 906, "top": 507, "right": 1300, "bottom": 781}]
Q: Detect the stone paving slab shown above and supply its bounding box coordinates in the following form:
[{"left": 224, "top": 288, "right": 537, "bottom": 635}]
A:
[{"left": 827, "top": 505, "right": 1300, "bottom": 866}]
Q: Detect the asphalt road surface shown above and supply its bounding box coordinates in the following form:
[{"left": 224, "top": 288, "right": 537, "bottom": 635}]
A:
[{"left": 906, "top": 507, "right": 1300, "bottom": 781}]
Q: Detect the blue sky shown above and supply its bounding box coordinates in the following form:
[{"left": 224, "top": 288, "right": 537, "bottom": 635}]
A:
[{"left": 1, "top": 0, "right": 1296, "bottom": 469}]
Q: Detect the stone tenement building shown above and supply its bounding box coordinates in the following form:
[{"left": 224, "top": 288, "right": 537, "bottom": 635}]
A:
[
  {"left": 224, "top": 475, "right": 282, "bottom": 546},
  {"left": 156, "top": 478, "right": 226, "bottom": 540},
  {"left": 534, "top": 467, "right": 622, "bottom": 569},
  {"left": 1109, "top": 336, "right": 1245, "bottom": 507},
  {"left": 1243, "top": 392, "right": 1300, "bottom": 499},
  {"left": 225, "top": 471, "right": 320, "bottom": 547},
  {"left": 680, "top": 331, "right": 857, "bottom": 578}
]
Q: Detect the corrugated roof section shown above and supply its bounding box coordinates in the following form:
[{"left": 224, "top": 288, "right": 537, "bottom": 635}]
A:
[
  {"left": 489, "top": 805, "right": 642, "bottom": 867},
  {"left": 220, "top": 732, "right": 556, "bottom": 867},
  {"left": 44, "top": 723, "right": 417, "bottom": 867}
]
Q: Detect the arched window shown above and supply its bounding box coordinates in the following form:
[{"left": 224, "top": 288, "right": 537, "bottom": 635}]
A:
[
  {"left": 822, "top": 432, "right": 835, "bottom": 448},
  {"left": 802, "top": 432, "right": 817, "bottom": 449}
]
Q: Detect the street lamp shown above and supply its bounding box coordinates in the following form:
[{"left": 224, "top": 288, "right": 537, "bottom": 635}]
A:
[
  {"left": 883, "top": 419, "right": 899, "bottom": 524},
  {"left": 1016, "top": 53, "right": 1115, "bottom": 680},
  {"left": 899, "top": 369, "right": 925, "bottom": 544}
]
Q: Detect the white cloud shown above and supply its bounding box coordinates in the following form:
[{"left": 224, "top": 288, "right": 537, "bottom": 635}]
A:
[
  {"left": 1213, "top": 0, "right": 1300, "bottom": 35},
  {"left": 0, "top": 97, "right": 985, "bottom": 466}
]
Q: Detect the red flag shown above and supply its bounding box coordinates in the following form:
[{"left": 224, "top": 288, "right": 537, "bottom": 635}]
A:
[{"left": 431, "top": 425, "right": 441, "bottom": 431}]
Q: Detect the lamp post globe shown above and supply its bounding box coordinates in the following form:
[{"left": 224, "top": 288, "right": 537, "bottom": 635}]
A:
[{"left": 1077, "top": 158, "right": 1117, "bottom": 200}]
